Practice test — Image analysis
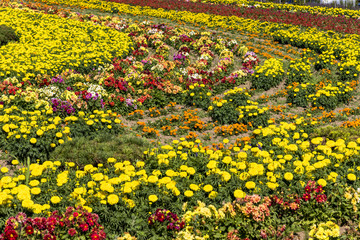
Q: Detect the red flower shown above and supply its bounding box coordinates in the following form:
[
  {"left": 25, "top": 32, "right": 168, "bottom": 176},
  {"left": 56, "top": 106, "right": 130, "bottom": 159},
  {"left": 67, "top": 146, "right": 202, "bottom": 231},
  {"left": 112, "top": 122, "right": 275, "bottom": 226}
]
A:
[
  {"left": 90, "top": 232, "right": 100, "bottom": 240},
  {"left": 80, "top": 224, "right": 89, "bottom": 232},
  {"left": 68, "top": 228, "right": 77, "bottom": 236},
  {"left": 148, "top": 216, "right": 154, "bottom": 225},
  {"left": 157, "top": 213, "right": 165, "bottom": 222},
  {"left": 315, "top": 186, "right": 323, "bottom": 193},
  {"left": 4, "top": 229, "right": 18, "bottom": 240},
  {"left": 25, "top": 226, "right": 34, "bottom": 235},
  {"left": 302, "top": 193, "right": 311, "bottom": 202},
  {"left": 73, "top": 212, "right": 79, "bottom": 218},
  {"left": 315, "top": 194, "right": 327, "bottom": 203},
  {"left": 87, "top": 217, "right": 95, "bottom": 227},
  {"left": 44, "top": 233, "right": 56, "bottom": 240}
]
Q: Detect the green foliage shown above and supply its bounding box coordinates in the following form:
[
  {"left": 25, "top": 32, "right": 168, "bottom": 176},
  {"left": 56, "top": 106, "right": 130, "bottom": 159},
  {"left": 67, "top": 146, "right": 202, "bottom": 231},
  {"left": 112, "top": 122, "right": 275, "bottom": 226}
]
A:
[
  {"left": 49, "top": 133, "right": 151, "bottom": 167},
  {"left": 314, "top": 51, "right": 336, "bottom": 71},
  {"left": 223, "top": 86, "right": 250, "bottom": 106},
  {"left": 337, "top": 60, "right": 360, "bottom": 82},
  {"left": 309, "top": 82, "right": 354, "bottom": 110},
  {"left": 310, "top": 125, "right": 360, "bottom": 141},
  {"left": 208, "top": 99, "right": 239, "bottom": 125},
  {"left": 183, "top": 83, "right": 211, "bottom": 110},
  {"left": 237, "top": 103, "right": 270, "bottom": 128},
  {"left": 286, "top": 58, "right": 312, "bottom": 85},
  {"left": 0, "top": 25, "right": 19, "bottom": 46},
  {"left": 286, "top": 83, "right": 315, "bottom": 108},
  {"left": 142, "top": 89, "right": 169, "bottom": 109}
]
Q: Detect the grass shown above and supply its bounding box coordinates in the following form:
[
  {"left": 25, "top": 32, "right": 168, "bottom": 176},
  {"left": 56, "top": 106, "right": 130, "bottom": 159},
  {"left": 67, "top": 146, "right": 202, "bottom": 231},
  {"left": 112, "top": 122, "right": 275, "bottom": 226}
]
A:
[{"left": 49, "top": 132, "right": 151, "bottom": 168}]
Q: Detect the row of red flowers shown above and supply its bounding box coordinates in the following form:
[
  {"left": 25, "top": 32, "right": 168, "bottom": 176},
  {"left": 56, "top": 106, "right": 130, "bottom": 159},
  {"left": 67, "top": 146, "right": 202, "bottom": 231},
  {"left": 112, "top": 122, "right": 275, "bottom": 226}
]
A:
[
  {"left": 0, "top": 206, "right": 106, "bottom": 240},
  {"left": 105, "top": 0, "right": 360, "bottom": 35}
]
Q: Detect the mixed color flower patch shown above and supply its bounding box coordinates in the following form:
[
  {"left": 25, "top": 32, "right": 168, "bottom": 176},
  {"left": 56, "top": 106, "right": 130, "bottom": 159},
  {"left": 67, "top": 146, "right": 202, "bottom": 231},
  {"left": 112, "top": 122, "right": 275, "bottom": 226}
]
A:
[{"left": 0, "top": 0, "right": 360, "bottom": 239}]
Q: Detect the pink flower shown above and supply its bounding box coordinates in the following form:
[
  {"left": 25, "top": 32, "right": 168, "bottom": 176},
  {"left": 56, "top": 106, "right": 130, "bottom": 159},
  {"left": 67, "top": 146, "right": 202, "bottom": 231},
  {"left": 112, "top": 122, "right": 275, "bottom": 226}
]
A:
[{"left": 315, "top": 194, "right": 327, "bottom": 203}]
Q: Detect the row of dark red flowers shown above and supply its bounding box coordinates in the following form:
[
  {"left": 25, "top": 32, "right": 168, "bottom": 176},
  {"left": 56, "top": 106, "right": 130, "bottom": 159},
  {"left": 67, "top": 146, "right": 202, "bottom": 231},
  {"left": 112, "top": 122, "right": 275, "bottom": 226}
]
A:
[{"left": 106, "top": 0, "right": 360, "bottom": 35}]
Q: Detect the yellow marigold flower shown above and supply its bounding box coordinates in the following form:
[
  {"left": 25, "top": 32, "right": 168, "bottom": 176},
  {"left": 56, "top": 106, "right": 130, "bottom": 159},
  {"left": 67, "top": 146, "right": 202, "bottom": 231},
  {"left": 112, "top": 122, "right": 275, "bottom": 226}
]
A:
[
  {"left": 107, "top": 158, "right": 117, "bottom": 163},
  {"left": 238, "top": 152, "right": 247, "bottom": 159},
  {"left": 209, "top": 191, "right": 217, "bottom": 199},
  {"left": 107, "top": 194, "right": 119, "bottom": 205},
  {"left": 317, "top": 179, "right": 327, "bottom": 187},
  {"left": 203, "top": 184, "right": 213, "bottom": 192},
  {"left": 245, "top": 181, "right": 256, "bottom": 189},
  {"left": 147, "top": 175, "right": 158, "bottom": 183},
  {"left": 284, "top": 172, "right": 294, "bottom": 181},
  {"left": 187, "top": 167, "right": 196, "bottom": 175},
  {"left": 50, "top": 196, "right": 61, "bottom": 204},
  {"left": 347, "top": 173, "right": 356, "bottom": 181},
  {"left": 67, "top": 162, "right": 75, "bottom": 167},
  {"left": 30, "top": 138, "right": 37, "bottom": 144},
  {"left": 234, "top": 189, "right": 246, "bottom": 199},
  {"left": 184, "top": 190, "right": 194, "bottom": 197},
  {"left": 31, "top": 187, "right": 41, "bottom": 195},
  {"left": 148, "top": 194, "right": 158, "bottom": 202},
  {"left": 190, "top": 184, "right": 199, "bottom": 191},
  {"left": 36, "top": 129, "right": 44, "bottom": 136},
  {"left": 207, "top": 160, "right": 217, "bottom": 169},
  {"left": 11, "top": 160, "right": 19, "bottom": 165},
  {"left": 29, "top": 180, "right": 39, "bottom": 187},
  {"left": 136, "top": 161, "right": 145, "bottom": 167}
]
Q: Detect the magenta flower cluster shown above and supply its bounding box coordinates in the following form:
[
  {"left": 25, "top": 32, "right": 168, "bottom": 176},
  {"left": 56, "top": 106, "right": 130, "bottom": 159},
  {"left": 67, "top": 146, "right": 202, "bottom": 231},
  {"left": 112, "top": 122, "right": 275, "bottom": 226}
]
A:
[
  {"left": 0, "top": 206, "right": 106, "bottom": 240},
  {"left": 148, "top": 209, "right": 185, "bottom": 231}
]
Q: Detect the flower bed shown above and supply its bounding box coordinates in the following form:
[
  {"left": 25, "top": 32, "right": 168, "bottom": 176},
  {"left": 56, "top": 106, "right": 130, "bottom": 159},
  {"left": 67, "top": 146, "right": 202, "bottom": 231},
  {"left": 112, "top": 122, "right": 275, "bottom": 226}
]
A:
[{"left": 0, "top": 1, "right": 359, "bottom": 239}]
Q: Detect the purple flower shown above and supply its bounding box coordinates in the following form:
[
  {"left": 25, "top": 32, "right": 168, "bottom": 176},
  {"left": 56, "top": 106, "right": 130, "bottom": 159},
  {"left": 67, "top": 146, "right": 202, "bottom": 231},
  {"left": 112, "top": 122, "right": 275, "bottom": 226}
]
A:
[
  {"left": 92, "top": 93, "right": 99, "bottom": 101},
  {"left": 126, "top": 98, "right": 133, "bottom": 107}
]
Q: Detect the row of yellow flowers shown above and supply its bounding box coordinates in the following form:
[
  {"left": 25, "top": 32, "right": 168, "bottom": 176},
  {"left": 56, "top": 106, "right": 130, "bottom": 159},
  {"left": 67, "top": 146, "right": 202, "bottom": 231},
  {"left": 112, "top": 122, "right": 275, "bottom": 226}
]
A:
[
  {"left": 26, "top": 0, "right": 360, "bottom": 65},
  {"left": 1, "top": 120, "right": 360, "bottom": 236},
  {"left": 0, "top": 6, "right": 132, "bottom": 81}
]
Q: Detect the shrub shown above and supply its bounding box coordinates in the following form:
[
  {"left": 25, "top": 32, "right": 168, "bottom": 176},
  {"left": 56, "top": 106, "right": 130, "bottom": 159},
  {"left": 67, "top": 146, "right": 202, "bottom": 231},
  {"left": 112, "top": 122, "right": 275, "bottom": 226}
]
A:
[
  {"left": 208, "top": 99, "right": 239, "bottom": 125},
  {"left": 309, "top": 82, "right": 354, "bottom": 110},
  {"left": 183, "top": 83, "right": 211, "bottom": 110},
  {"left": 0, "top": 25, "right": 19, "bottom": 46},
  {"left": 49, "top": 133, "right": 150, "bottom": 167},
  {"left": 286, "top": 58, "right": 312, "bottom": 85},
  {"left": 314, "top": 51, "right": 336, "bottom": 71},
  {"left": 286, "top": 83, "right": 315, "bottom": 108},
  {"left": 251, "top": 58, "right": 284, "bottom": 91},
  {"left": 223, "top": 87, "right": 251, "bottom": 107},
  {"left": 237, "top": 101, "right": 269, "bottom": 128},
  {"left": 337, "top": 60, "right": 360, "bottom": 82}
]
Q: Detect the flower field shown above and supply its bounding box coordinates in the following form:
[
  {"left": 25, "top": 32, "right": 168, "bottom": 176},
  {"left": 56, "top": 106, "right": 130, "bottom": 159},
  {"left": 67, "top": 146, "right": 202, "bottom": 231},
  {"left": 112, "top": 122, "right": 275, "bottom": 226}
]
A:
[{"left": 0, "top": 0, "right": 360, "bottom": 239}]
